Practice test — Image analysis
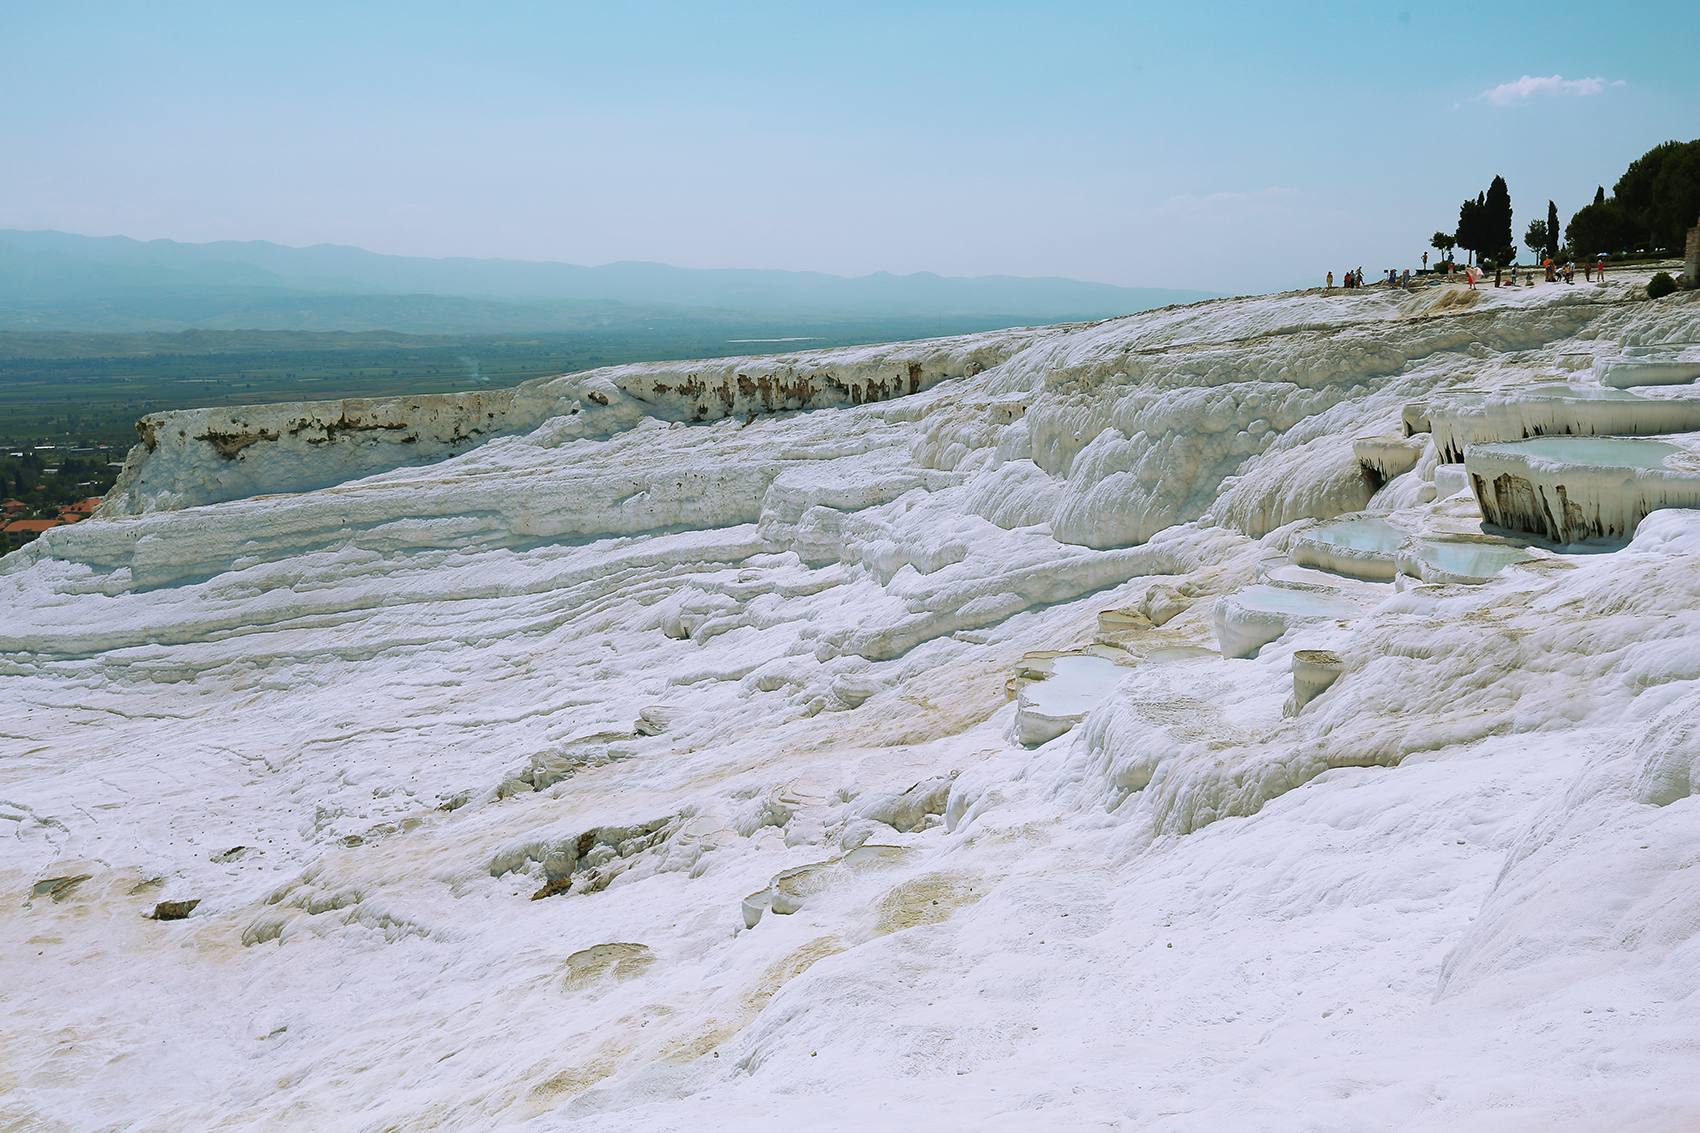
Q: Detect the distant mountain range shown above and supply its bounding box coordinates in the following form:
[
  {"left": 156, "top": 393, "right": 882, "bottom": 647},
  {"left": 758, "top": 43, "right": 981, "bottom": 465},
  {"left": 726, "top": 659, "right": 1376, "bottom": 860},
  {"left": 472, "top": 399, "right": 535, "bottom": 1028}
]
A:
[{"left": 0, "top": 229, "right": 1218, "bottom": 334}]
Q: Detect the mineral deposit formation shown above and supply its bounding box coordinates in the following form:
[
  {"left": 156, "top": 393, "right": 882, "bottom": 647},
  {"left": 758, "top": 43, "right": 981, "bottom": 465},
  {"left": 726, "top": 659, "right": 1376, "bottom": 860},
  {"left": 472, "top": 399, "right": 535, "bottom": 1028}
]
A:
[{"left": 6, "top": 270, "right": 1700, "bottom": 1131}]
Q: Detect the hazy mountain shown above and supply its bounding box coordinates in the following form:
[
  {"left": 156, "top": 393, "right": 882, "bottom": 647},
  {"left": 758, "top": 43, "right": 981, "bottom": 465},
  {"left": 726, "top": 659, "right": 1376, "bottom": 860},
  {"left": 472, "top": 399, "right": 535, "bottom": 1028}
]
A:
[{"left": 0, "top": 229, "right": 1218, "bottom": 333}]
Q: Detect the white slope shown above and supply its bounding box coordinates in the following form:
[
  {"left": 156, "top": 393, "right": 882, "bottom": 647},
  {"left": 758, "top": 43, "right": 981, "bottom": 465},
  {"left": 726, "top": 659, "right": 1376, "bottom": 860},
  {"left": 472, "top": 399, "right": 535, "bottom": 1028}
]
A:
[{"left": 4, "top": 276, "right": 1700, "bottom": 1133}]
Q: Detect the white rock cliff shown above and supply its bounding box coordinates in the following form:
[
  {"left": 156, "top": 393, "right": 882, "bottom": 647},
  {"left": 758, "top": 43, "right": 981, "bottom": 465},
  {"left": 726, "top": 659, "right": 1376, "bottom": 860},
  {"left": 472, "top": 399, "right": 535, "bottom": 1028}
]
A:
[{"left": 5, "top": 275, "right": 1700, "bottom": 1132}]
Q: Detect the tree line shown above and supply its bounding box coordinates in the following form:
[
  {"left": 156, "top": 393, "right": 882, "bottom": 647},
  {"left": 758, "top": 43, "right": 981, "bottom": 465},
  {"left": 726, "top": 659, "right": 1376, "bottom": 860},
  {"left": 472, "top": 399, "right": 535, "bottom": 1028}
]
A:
[
  {"left": 1565, "top": 140, "right": 1700, "bottom": 258},
  {"left": 1430, "top": 139, "right": 1700, "bottom": 268}
]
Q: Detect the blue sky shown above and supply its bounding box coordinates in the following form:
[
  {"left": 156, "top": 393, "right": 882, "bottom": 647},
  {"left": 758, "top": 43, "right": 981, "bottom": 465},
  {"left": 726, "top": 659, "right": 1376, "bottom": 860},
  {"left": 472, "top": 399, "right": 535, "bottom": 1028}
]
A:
[{"left": 2, "top": 1, "right": 1696, "bottom": 293}]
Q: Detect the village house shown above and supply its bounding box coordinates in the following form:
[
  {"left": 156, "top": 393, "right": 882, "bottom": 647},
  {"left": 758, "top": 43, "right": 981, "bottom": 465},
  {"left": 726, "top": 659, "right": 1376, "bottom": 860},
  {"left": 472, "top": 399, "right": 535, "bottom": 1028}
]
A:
[{"left": 2, "top": 518, "right": 64, "bottom": 545}]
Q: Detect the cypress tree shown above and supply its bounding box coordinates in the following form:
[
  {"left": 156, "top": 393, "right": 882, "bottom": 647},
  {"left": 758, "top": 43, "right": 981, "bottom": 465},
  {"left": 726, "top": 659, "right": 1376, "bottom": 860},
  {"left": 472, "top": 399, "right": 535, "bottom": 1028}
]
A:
[
  {"left": 1457, "top": 192, "right": 1488, "bottom": 264},
  {"left": 1546, "top": 200, "right": 1560, "bottom": 258},
  {"left": 1485, "top": 176, "right": 1514, "bottom": 265}
]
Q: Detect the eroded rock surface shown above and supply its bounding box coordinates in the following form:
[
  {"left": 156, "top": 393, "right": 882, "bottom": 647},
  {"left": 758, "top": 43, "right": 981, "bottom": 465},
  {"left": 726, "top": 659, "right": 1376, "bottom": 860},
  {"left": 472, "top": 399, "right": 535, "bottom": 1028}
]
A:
[{"left": 6, "top": 278, "right": 1700, "bottom": 1131}]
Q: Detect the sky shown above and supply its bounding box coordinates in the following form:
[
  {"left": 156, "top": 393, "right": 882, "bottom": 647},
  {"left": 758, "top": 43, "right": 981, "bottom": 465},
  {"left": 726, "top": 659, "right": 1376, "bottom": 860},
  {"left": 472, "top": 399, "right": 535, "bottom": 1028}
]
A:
[{"left": 1, "top": 1, "right": 1697, "bottom": 294}]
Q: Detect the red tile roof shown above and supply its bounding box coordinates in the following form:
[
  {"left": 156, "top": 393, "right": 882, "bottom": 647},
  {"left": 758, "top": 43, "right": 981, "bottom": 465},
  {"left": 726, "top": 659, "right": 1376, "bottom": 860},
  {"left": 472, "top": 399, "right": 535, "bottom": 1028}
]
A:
[{"left": 4, "top": 519, "right": 63, "bottom": 533}]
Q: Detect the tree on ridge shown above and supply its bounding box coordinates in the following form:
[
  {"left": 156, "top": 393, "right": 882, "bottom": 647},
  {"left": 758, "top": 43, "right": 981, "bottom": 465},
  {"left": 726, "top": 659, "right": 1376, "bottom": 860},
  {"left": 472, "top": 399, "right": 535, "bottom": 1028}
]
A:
[
  {"left": 1613, "top": 139, "right": 1700, "bottom": 251},
  {"left": 1525, "top": 220, "right": 1549, "bottom": 259},
  {"left": 1438, "top": 140, "right": 1698, "bottom": 262},
  {"left": 1456, "top": 192, "right": 1485, "bottom": 265},
  {"left": 1455, "top": 177, "right": 1514, "bottom": 267},
  {"left": 1566, "top": 196, "right": 1629, "bottom": 257},
  {"left": 1483, "top": 175, "right": 1514, "bottom": 265}
]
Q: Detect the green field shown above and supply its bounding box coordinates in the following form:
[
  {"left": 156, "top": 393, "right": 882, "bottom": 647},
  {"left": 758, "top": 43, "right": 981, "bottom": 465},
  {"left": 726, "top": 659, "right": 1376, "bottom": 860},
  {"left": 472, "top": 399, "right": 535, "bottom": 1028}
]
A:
[
  {"left": 0, "top": 318, "right": 1027, "bottom": 451},
  {"left": 2, "top": 339, "right": 585, "bottom": 451},
  {"left": 0, "top": 317, "right": 1042, "bottom": 532}
]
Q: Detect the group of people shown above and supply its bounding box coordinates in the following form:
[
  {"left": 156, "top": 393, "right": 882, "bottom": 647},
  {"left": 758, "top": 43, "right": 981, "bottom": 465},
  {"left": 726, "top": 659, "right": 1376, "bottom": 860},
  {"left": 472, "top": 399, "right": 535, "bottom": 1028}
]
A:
[
  {"left": 1328, "top": 256, "right": 1609, "bottom": 292},
  {"left": 1326, "top": 267, "right": 1412, "bottom": 289},
  {"left": 1485, "top": 258, "right": 1606, "bottom": 288},
  {"left": 1540, "top": 257, "right": 1608, "bottom": 283}
]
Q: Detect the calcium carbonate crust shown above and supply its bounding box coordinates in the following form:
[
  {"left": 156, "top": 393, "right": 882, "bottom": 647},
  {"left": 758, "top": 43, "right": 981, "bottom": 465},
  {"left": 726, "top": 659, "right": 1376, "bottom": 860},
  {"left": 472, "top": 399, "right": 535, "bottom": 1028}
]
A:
[{"left": 6, "top": 275, "right": 1700, "bottom": 1133}]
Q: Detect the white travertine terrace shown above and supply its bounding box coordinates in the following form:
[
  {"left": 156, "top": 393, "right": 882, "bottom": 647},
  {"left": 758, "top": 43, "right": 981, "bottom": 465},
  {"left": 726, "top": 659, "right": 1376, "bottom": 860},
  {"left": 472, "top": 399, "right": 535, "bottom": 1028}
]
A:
[
  {"left": 1432, "top": 462, "right": 1470, "bottom": 497},
  {"left": 1426, "top": 385, "right": 1700, "bottom": 463},
  {"left": 1466, "top": 433, "right": 1700, "bottom": 543},
  {"left": 1287, "top": 515, "right": 1409, "bottom": 579},
  {"left": 1289, "top": 648, "right": 1343, "bottom": 711},
  {"left": 1012, "top": 652, "right": 1130, "bottom": 745},
  {"left": 7, "top": 275, "right": 1700, "bottom": 1131},
  {"left": 1212, "top": 582, "right": 1368, "bottom": 658},
  {"left": 1394, "top": 535, "right": 1535, "bottom": 584},
  {"left": 1593, "top": 344, "right": 1700, "bottom": 388},
  {"left": 1352, "top": 431, "right": 1427, "bottom": 481}
]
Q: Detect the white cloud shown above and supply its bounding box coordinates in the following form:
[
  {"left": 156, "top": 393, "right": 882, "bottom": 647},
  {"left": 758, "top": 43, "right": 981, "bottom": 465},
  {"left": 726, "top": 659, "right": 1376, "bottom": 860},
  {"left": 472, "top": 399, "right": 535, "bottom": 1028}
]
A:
[{"left": 1480, "top": 74, "right": 1625, "bottom": 106}]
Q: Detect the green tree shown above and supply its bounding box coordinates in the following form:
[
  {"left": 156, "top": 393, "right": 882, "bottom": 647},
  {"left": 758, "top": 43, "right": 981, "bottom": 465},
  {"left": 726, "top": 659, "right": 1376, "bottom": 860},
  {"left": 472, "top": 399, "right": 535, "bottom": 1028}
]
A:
[
  {"left": 1524, "top": 220, "right": 1549, "bottom": 259},
  {"left": 1565, "top": 199, "right": 1629, "bottom": 256},
  {"left": 1456, "top": 192, "right": 1487, "bottom": 264},
  {"left": 1649, "top": 143, "right": 1700, "bottom": 250},
  {"left": 1483, "top": 175, "right": 1515, "bottom": 265},
  {"left": 1546, "top": 201, "right": 1561, "bottom": 259},
  {"left": 1614, "top": 140, "right": 1700, "bottom": 250},
  {"left": 1430, "top": 231, "right": 1456, "bottom": 264},
  {"left": 1452, "top": 179, "right": 1515, "bottom": 266}
]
